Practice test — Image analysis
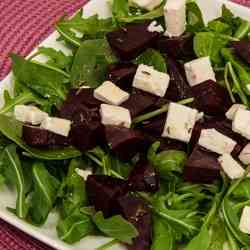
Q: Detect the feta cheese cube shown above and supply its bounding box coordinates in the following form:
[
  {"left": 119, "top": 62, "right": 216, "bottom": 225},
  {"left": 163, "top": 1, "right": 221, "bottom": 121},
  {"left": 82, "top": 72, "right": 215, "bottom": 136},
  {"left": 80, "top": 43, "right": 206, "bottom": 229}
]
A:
[
  {"left": 75, "top": 168, "right": 92, "bottom": 180},
  {"left": 130, "top": 0, "right": 163, "bottom": 11},
  {"left": 162, "top": 103, "right": 198, "bottom": 143},
  {"left": 164, "top": 0, "right": 186, "bottom": 37},
  {"left": 184, "top": 57, "right": 216, "bottom": 86},
  {"left": 133, "top": 64, "right": 170, "bottom": 97},
  {"left": 218, "top": 154, "right": 245, "bottom": 179},
  {"left": 198, "top": 129, "right": 236, "bottom": 155},
  {"left": 100, "top": 104, "right": 131, "bottom": 128},
  {"left": 147, "top": 21, "right": 164, "bottom": 33},
  {"left": 226, "top": 104, "right": 247, "bottom": 120},
  {"left": 40, "top": 117, "right": 71, "bottom": 137},
  {"left": 14, "top": 105, "right": 48, "bottom": 125},
  {"left": 232, "top": 108, "right": 250, "bottom": 140},
  {"left": 239, "top": 143, "right": 250, "bottom": 165},
  {"left": 239, "top": 206, "right": 250, "bottom": 234},
  {"left": 94, "top": 81, "right": 130, "bottom": 105}
]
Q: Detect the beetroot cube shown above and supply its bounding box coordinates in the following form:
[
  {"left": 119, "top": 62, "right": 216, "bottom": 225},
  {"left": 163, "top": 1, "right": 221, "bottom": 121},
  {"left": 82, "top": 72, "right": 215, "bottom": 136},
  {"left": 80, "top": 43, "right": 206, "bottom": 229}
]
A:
[
  {"left": 232, "top": 41, "right": 250, "bottom": 64},
  {"left": 105, "top": 126, "right": 149, "bottom": 161},
  {"left": 106, "top": 22, "right": 159, "bottom": 60},
  {"left": 107, "top": 63, "right": 138, "bottom": 91},
  {"left": 192, "top": 80, "right": 232, "bottom": 115},
  {"left": 128, "top": 161, "right": 159, "bottom": 193},
  {"left": 116, "top": 195, "right": 152, "bottom": 250},
  {"left": 184, "top": 145, "right": 221, "bottom": 183},
  {"left": 86, "top": 175, "right": 128, "bottom": 217},
  {"left": 121, "top": 89, "right": 157, "bottom": 118},
  {"left": 165, "top": 58, "right": 192, "bottom": 102},
  {"left": 140, "top": 115, "right": 165, "bottom": 136},
  {"left": 157, "top": 33, "right": 194, "bottom": 59}
]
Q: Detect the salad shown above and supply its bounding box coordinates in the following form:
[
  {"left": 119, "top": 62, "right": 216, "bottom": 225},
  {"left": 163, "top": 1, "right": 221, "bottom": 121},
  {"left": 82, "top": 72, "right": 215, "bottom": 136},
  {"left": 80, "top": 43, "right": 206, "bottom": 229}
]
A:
[{"left": 1, "top": 0, "right": 250, "bottom": 249}]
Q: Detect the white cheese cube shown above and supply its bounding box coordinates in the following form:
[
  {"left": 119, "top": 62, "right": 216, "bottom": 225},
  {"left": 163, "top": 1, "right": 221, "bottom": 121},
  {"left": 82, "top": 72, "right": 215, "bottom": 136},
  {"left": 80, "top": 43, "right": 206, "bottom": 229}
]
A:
[
  {"left": 40, "top": 117, "right": 71, "bottom": 137},
  {"left": 130, "top": 0, "right": 163, "bottom": 11},
  {"left": 218, "top": 154, "right": 245, "bottom": 179},
  {"left": 239, "top": 143, "right": 250, "bottom": 165},
  {"left": 132, "top": 64, "right": 170, "bottom": 97},
  {"left": 147, "top": 21, "right": 164, "bottom": 33},
  {"left": 232, "top": 108, "right": 250, "bottom": 140},
  {"left": 100, "top": 104, "right": 131, "bottom": 128},
  {"left": 184, "top": 57, "right": 216, "bottom": 86},
  {"left": 198, "top": 129, "right": 236, "bottom": 155},
  {"left": 226, "top": 104, "right": 247, "bottom": 120},
  {"left": 239, "top": 206, "right": 250, "bottom": 234},
  {"left": 14, "top": 105, "right": 48, "bottom": 125},
  {"left": 164, "top": 0, "right": 186, "bottom": 37},
  {"left": 94, "top": 81, "right": 130, "bottom": 106},
  {"left": 75, "top": 168, "right": 92, "bottom": 181},
  {"left": 162, "top": 103, "right": 198, "bottom": 143}
]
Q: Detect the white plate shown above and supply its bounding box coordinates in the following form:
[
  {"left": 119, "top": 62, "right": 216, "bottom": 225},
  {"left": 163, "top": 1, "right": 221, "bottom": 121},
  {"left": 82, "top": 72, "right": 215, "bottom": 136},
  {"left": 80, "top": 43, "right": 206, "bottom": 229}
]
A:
[{"left": 0, "top": 0, "right": 249, "bottom": 249}]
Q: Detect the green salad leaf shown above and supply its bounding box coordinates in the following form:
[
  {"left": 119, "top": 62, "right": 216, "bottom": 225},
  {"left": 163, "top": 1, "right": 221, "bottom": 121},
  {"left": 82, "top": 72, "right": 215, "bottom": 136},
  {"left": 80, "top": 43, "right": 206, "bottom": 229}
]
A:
[
  {"left": 151, "top": 216, "right": 175, "bottom": 250},
  {"left": 29, "top": 162, "right": 60, "bottom": 225},
  {"left": 134, "top": 49, "right": 167, "bottom": 73},
  {"left": 0, "top": 115, "right": 81, "bottom": 160},
  {"left": 11, "top": 54, "right": 69, "bottom": 106},
  {"left": 93, "top": 211, "right": 138, "bottom": 244},
  {"left": 231, "top": 178, "right": 250, "bottom": 200},
  {"left": 70, "top": 39, "right": 117, "bottom": 88},
  {"left": 57, "top": 209, "right": 94, "bottom": 244},
  {"left": 1, "top": 144, "right": 29, "bottom": 219}
]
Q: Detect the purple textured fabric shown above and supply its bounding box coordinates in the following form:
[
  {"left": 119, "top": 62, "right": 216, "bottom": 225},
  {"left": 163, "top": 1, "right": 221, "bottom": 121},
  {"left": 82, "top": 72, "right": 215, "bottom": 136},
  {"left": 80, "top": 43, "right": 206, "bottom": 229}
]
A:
[
  {"left": 231, "top": 0, "right": 250, "bottom": 6},
  {"left": 0, "top": 0, "right": 88, "bottom": 80},
  {"left": 0, "top": 1, "right": 88, "bottom": 248}
]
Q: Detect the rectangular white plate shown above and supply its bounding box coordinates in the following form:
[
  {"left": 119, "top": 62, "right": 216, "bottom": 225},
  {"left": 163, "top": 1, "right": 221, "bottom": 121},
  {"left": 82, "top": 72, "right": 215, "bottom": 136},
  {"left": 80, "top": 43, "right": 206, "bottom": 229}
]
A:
[{"left": 0, "top": 0, "right": 249, "bottom": 249}]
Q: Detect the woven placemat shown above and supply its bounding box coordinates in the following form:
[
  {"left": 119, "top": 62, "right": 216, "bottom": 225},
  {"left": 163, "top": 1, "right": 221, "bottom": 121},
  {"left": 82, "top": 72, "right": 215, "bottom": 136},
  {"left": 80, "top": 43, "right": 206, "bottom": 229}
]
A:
[
  {"left": 231, "top": 0, "right": 250, "bottom": 6},
  {"left": 0, "top": 1, "right": 88, "bottom": 249}
]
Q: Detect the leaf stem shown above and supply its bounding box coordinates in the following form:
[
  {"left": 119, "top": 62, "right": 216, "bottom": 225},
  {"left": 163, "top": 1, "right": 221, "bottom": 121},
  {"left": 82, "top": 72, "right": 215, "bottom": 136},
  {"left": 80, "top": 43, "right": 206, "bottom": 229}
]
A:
[
  {"left": 234, "top": 21, "right": 250, "bottom": 39},
  {"left": 96, "top": 239, "right": 120, "bottom": 250},
  {"left": 56, "top": 25, "right": 81, "bottom": 47},
  {"left": 224, "top": 63, "right": 236, "bottom": 103},
  {"left": 132, "top": 97, "right": 194, "bottom": 125}
]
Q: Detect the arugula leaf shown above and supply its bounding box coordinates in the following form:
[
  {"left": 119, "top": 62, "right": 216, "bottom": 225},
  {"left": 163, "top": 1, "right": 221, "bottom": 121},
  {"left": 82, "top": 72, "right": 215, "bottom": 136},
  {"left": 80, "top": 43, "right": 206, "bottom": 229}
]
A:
[
  {"left": 11, "top": 54, "right": 69, "bottom": 106},
  {"left": 32, "top": 47, "right": 73, "bottom": 73},
  {"left": 186, "top": 2, "right": 205, "bottom": 33},
  {"left": 29, "top": 162, "right": 60, "bottom": 225},
  {"left": 193, "top": 32, "right": 229, "bottom": 65},
  {"left": 0, "top": 88, "right": 48, "bottom": 115},
  {"left": 134, "top": 49, "right": 167, "bottom": 73},
  {"left": 59, "top": 159, "right": 87, "bottom": 218},
  {"left": 221, "top": 48, "right": 250, "bottom": 96},
  {"left": 112, "top": 0, "right": 164, "bottom": 23},
  {"left": 93, "top": 211, "right": 138, "bottom": 244},
  {"left": 1, "top": 144, "right": 28, "bottom": 219},
  {"left": 207, "top": 20, "right": 232, "bottom": 35},
  {"left": 184, "top": 226, "right": 211, "bottom": 250},
  {"left": 70, "top": 39, "right": 117, "bottom": 88},
  {"left": 151, "top": 216, "right": 175, "bottom": 250},
  {"left": 0, "top": 115, "right": 81, "bottom": 160},
  {"left": 57, "top": 12, "right": 116, "bottom": 37},
  {"left": 57, "top": 209, "right": 94, "bottom": 244},
  {"left": 148, "top": 142, "right": 187, "bottom": 179},
  {"left": 234, "top": 20, "right": 250, "bottom": 39}
]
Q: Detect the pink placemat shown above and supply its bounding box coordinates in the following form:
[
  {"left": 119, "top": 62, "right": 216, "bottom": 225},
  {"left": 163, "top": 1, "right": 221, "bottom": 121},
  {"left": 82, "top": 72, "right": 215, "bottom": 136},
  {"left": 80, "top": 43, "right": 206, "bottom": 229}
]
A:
[
  {"left": 0, "top": 1, "right": 88, "bottom": 249},
  {"left": 231, "top": 0, "right": 250, "bottom": 6}
]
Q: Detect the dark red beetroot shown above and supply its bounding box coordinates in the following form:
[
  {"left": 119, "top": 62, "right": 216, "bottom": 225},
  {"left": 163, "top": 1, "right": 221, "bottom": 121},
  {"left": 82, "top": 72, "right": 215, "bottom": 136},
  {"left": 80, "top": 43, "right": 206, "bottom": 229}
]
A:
[
  {"left": 128, "top": 161, "right": 159, "bottom": 193},
  {"left": 106, "top": 22, "right": 159, "bottom": 61},
  {"left": 105, "top": 126, "right": 150, "bottom": 161},
  {"left": 232, "top": 41, "right": 250, "bottom": 64},
  {"left": 184, "top": 145, "right": 221, "bottom": 183},
  {"left": 86, "top": 175, "right": 128, "bottom": 217},
  {"left": 59, "top": 88, "right": 102, "bottom": 119},
  {"left": 70, "top": 105, "right": 104, "bottom": 151},
  {"left": 116, "top": 195, "right": 152, "bottom": 250},
  {"left": 157, "top": 33, "right": 194, "bottom": 59},
  {"left": 190, "top": 117, "right": 248, "bottom": 156},
  {"left": 192, "top": 80, "right": 232, "bottom": 116},
  {"left": 107, "top": 63, "right": 138, "bottom": 91},
  {"left": 22, "top": 125, "right": 69, "bottom": 147},
  {"left": 165, "top": 58, "right": 192, "bottom": 102},
  {"left": 141, "top": 116, "right": 165, "bottom": 136},
  {"left": 121, "top": 89, "right": 157, "bottom": 118}
]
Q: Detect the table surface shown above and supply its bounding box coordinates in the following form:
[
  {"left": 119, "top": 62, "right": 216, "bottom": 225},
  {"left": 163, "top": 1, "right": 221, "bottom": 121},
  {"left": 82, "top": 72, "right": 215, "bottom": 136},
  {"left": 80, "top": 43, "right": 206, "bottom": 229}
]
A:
[{"left": 0, "top": 0, "right": 249, "bottom": 249}]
